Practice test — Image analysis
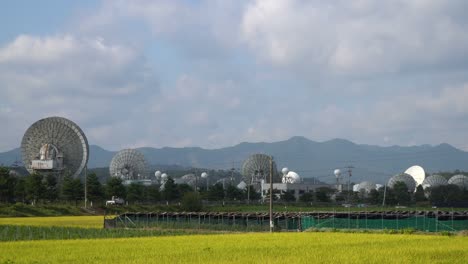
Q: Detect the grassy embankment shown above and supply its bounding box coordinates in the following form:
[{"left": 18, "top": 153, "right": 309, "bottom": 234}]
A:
[{"left": 1, "top": 232, "right": 467, "bottom": 263}]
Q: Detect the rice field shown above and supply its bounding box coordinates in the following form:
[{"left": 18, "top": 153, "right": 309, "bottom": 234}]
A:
[
  {"left": 1, "top": 232, "right": 467, "bottom": 263},
  {"left": 0, "top": 216, "right": 104, "bottom": 228}
]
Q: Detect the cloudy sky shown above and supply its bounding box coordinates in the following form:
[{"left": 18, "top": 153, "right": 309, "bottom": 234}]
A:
[{"left": 1, "top": 0, "right": 468, "bottom": 152}]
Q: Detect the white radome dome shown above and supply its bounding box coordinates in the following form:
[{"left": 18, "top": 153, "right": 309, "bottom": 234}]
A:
[
  {"left": 281, "top": 167, "right": 289, "bottom": 175},
  {"left": 357, "top": 181, "right": 376, "bottom": 193},
  {"left": 161, "top": 173, "right": 168, "bottom": 179},
  {"left": 282, "top": 171, "right": 300, "bottom": 183},
  {"left": 334, "top": 169, "right": 341, "bottom": 177},
  {"left": 155, "top": 171, "right": 162, "bottom": 179},
  {"left": 201, "top": 172, "right": 208, "bottom": 178}
]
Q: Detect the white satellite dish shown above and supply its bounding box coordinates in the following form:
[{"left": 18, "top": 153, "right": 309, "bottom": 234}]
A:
[{"left": 404, "top": 165, "right": 425, "bottom": 186}]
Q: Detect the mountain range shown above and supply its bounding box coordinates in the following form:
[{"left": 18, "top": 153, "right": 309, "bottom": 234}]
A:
[{"left": 2, "top": 136, "right": 468, "bottom": 184}]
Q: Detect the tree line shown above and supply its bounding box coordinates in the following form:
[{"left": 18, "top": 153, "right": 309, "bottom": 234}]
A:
[{"left": 1, "top": 167, "right": 467, "bottom": 208}]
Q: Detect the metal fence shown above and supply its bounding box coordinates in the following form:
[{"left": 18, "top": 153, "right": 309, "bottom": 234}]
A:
[
  {"left": 301, "top": 211, "right": 468, "bottom": 232},
  {"left": 104, "top": 212, "right": 301, "bottom": 232},
  {"left": 104, "top": 210, "right": 468, "bottom": 232}
]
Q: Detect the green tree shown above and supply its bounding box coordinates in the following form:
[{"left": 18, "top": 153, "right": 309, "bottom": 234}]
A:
[
  {"left": 316, "top": 187, "right": 333, "bottom": 203},
  {"left": 25, "top": 173, "right": 45, "bottom": 205},
  {"left": 177, "top": 183, "right": 194, "bottom": 197},
  {"left": 392, "top": 182, "right": 410, "bottom": 205},
  {"left": 299, "top": 191, "right": 314, "bottom": 203},
  {"left": 225, "top": 184, "right": 244, "bottom": 201},
  {"left": 86, "top": 173, "right": 104, "bottom": 205},
  {"left": 105, "top": 177, "right": 126, "bottom": 199},
  {"left": 181, "top": 192, "right": 203, "bottom": 211},
  {"left": 245, "top": 185, "right": 261, "bottom": 201},
  {"left": 162, "top": 177, "right": 179, "bottom": 201},
  {"left": 61, "top": 175, "right": 84, "bottom": 206},
  {"left": 126, "top": 183, "right": 144, "bottom": 204},
  {"left": 280, "top": 190, "right": 296, "bottom": 202},
  {"left": 414, "top": 185, "right": 426, "bottom": 203},
  {"left": 146, "top": 185, "right": 160, "bottom": 203},
  {"left": 429, "top": 185, "right": 463, "bottom": 205},
  {"left": 61, "top": 174, "right": 75, "bottom": 203},
  {"left": 0, "top": 167, "right": 16, "bottom": 203},
  {"left": 207, "top": 183, "right": 225, "bottom": 201},
  {"left": 368, "top": 189, "right": 380, "bottom": 205},
  {"left": 44, "top": 174, "right": 58, "bottom": 203},
  {"left": 14, "top": 177, "right": 27, "bottom": 203}
]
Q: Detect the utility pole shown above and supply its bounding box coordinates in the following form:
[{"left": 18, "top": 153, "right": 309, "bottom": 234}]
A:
[
  {"left": 269, "top": 156, "right": 273, "bottom": 233},
  {"left": 84, "top": 165, "right": 88, "bottom": 209},
  {"left": 345, "top": 165, "right": 354, "bottom": 204},
  {"left": 382, "top": 184, "right": 387, "bottom": 207}
]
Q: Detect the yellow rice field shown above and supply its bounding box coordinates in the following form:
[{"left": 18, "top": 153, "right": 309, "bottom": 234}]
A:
[
  {"left": 0, "top": 216, "right": 103, "bottom": 228},
  {"left": 1, "top": 232, "right": 467, "bottom": 263}
]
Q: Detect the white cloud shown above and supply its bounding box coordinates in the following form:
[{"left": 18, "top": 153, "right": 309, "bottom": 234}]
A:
[
  {"left": 0, "top": 34, "right": 157, "bottom": 151},
  {"left": 242, "top": 0, "right": 468, "bottom": 76},
  {"left": 2, "top": 0, "right": 468, "bottom": 154}
]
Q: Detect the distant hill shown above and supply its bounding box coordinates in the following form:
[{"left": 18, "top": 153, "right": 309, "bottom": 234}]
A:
[{"left": 2, "top": 136, "right": 468, "bottom": 184}]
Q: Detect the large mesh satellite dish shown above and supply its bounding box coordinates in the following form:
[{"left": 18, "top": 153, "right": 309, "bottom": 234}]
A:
[
  {"left": 241, "top": 154, "right": 279, "bottom": 183},
  {"left": 21, "top": 116, "right": 89, "bottom": 178},
  {"left": 448, "top": 174, "right": 468, "bottom": 189},
  {"left": 387, "top": 173, "right": 416, "bottom": 192},
  {"left": 421, "top": 174, "right": 448, "bottom": 190},
  {"left": 109, "top": 149, "right": 149, "bottom": 181}
]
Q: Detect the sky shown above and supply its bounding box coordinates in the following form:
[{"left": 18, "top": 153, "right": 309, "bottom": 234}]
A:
[{"left": 1, "top": 0, "right": 468, "bottom": 152}]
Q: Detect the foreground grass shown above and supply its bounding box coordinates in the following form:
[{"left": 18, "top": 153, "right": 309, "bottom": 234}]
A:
[
  {"left": 1, "top": 232, "right": 467, "bottom": 263},
  {"left": 0, "top": 216, "right": 103, "bottom": 228}
]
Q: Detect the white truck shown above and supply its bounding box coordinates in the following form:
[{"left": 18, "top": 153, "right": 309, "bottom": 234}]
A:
[{"left": 105, "top": 196, "right": 125, "bottom": 206}]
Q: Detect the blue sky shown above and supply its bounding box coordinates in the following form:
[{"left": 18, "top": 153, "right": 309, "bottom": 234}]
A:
[{"left": 1, "top": 0, "right": 468, "bottom": 152}]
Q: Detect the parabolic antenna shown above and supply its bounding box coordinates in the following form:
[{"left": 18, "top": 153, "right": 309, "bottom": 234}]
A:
[
  {"left": 448, "top": 175, "right": 468, "bottom": 189},
  {"left": 387, "top": 173, "right": 416, "bottom": 192},
  {"left": 109, "top": 149, "right": 149, "bottom": 181},
  {"left": 241, "top": 154, "right": 279, "bottom": 183},
  {"left": 404, "top": 165, "right": 425, "bottom": 186},
  {"left": 421, "top": 174, "right": 448, "bottom": 190},
  {"left": 21, "top": 116, "right": 89, "bottom": 179}
]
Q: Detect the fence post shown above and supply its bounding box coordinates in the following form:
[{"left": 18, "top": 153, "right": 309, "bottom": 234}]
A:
[{"left": 451, "top": 208, "right": 454, "bottom": 231}]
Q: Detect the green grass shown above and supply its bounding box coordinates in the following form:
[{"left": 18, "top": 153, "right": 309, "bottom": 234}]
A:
[
  {"left": 1, "top": 232, "right": 467, "bottom": 263},
  {"left": 0, "top": 216, "right": 104, "bottom": 228},
  {"left": 0, "top": 225, "right": 217, "bottom": 242},
  {"left": 0, "top": 203, "right": 89, "bottom": 217}
]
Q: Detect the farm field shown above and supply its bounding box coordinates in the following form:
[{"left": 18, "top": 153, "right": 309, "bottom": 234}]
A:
[
  {"left": 1, "top": 232, "right": 467, "bottom": 263},
  {"left": 0, "top": 216, "right": 104, "bottom": 228}
]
